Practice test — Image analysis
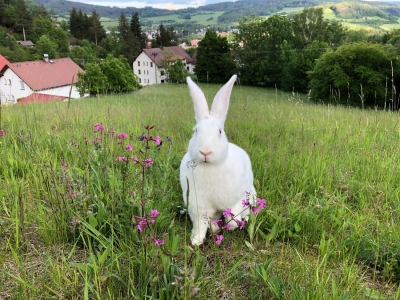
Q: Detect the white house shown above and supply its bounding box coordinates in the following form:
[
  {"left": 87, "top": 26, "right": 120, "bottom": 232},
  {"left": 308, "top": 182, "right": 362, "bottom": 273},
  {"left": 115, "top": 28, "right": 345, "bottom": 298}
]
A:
[
  {"left": 133, "top": 46, "right": 195, "bottom": 86},
  {"left": 0, "top": 55, "right": 84, "bottom": 105}
]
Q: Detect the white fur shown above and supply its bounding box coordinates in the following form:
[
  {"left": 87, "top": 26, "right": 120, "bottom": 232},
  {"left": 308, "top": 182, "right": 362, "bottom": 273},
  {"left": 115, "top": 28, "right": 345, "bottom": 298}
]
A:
[{"left": 180, "top": 75, "right": 256, "bottom": 245}]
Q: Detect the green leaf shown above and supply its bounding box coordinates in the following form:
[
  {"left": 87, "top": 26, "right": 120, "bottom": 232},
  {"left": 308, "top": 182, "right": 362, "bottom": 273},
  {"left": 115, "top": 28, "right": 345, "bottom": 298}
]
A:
[
  {"left": 245, "top": 240, "right": 254, "bottom": 251},
  {"left": 295, "top": 222, "right": 301, "bottom": 232},
  {"left": 88, "top": 214, "right": 98, "bottom": 228}
]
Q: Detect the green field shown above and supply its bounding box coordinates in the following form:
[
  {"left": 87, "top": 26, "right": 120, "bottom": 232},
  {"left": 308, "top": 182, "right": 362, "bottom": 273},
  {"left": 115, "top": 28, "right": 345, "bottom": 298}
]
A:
[{"left": 1, "top": 83, "right": 400, "bottom": 298}]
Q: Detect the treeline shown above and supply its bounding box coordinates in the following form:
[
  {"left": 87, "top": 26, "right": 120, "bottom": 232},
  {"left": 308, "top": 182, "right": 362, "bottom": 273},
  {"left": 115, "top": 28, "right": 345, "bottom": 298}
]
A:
[
  {"left": 33, "top": 0, "right": 173, "bottom": 18},
  {"left": 196, "top": 8, "right": 400, "bottom": 109}
]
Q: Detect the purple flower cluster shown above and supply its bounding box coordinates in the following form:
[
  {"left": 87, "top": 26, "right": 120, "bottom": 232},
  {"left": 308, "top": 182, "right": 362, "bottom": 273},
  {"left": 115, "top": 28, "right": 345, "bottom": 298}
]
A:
[
  {"left": 213, "top": 197, "right": 267, "bottom": 245},
  {"left": 0, "top": 129, "right": 4, "bottom": 137},
  {"left": 134, "top": 209, "right": 165, "bottom": 246},
  {"left": 93, "top": 123, "right": 105, "bottom": 133}
]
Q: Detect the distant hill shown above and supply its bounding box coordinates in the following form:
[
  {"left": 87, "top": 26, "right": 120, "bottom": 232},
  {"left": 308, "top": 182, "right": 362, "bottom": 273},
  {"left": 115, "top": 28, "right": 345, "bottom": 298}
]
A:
[
  {"left": 32, "top": 0, "right": 400, "bottom": 33},
  {"left": 33, "top": 0, "right": 331, "bottom": 18}
]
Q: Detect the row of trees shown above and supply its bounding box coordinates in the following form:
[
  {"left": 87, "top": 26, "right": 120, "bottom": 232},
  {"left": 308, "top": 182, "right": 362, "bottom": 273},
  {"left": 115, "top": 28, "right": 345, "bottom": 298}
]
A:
[{"left": 195, "top": 8, "right": 400, "bottom": 108}]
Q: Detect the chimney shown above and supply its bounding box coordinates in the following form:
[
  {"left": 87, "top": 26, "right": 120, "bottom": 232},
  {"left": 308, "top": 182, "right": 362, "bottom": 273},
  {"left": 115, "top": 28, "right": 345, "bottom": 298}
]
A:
[{"left": 43, "top": 54, "right": 49, "bottom": 63}]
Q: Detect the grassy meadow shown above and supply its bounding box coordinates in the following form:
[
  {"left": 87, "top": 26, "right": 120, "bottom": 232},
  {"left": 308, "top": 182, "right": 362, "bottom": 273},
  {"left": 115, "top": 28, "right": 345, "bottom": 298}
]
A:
[{"left": 1, "top": 83, "right": 400, "bottom": 299}]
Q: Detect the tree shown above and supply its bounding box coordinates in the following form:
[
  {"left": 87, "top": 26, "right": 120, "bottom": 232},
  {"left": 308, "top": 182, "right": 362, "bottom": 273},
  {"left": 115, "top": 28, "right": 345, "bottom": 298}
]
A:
[
  {"left": 0, "top": 0, "right": 5, "bottom": 26},
  {"left": 89, "top": 9, "right": 105, "bottom": 46},
  {"left": 101, "top": 55, "right": 141, "bottom": 93},
  {"left": 167, "top": 58, "right": 190, "bottom": 83},
  {"left": 119, "top": 10, "right": 140, "bottom": 63},
  {"left": 69, "top": 8, "right": 79, "bottom": 38},
  {"left": 3, "top": 4, "right": 15, "bottom": 28},
  {"left": 280, "top": 40, "right": 328, "bottom": 92},
  {"left": 99, "top": 28, "right": 124, "bottom": 58},
  {"left": 76, "top": 63, "right": 107, "bottom": 96},
  {"left": 14, "top": 0, "right": 32, "bottom": 35},
  {"left": 69, "top": 44, "right": 98, "bottom": 68},
  {"left": 233, "top": 14, "right": 293, "bottom": 86},
  {"left": 195, "top": 29, "right": 236, "bottom": 83},
  {"left": 35, "top": 35, "right": 58, "bottom": 59},
  {"left": 292, "top": 8, "right": 328, "bottom": 48},
  {"left": 155, "top": 24, "right": 177, "bottom": 47},
  {"left": 130, "top": 12, "right": 145, "bottom": 49},
  {"left": 76, "top": 55, "right": 141, "bottom": 96},
  {"left": 308, "top": 42, "right": 399, "bottom": 108},
  {"left": 33, "top": 16, "right": 53, "bottom": 41}
]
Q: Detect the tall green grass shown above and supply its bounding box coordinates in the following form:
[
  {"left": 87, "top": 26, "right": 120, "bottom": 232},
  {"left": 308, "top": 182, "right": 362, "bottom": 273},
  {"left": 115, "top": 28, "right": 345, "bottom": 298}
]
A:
[{"left": 0, "top": 83, "right": 400, "bottom": 299}]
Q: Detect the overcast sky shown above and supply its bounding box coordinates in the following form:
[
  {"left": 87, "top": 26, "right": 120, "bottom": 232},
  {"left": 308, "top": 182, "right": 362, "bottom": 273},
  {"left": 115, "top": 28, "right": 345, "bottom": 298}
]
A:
[{"left": 70, "top": 0, "right": 235, "bottom": 10}]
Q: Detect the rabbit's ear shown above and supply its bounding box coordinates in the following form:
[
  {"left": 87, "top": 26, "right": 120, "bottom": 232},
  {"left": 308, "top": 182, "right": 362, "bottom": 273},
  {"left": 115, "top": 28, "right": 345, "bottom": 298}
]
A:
[
  {"left": 210, "top": 75, "right": 237, "bottom": 123},
  {"left": 187, "top": 77, "right": 209, "bottom": 122}
]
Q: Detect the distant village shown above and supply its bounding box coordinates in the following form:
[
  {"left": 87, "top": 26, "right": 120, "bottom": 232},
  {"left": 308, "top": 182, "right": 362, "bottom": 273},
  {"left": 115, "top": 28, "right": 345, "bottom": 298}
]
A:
[{"left": 0, "top": 27, "right": 235, "bottom": 106}]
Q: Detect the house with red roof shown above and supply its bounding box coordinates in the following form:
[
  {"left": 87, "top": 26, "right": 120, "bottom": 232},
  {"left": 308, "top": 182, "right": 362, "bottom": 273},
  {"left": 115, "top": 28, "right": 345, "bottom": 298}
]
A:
[
  {"left": 133, "top": 46, "right": 195, "bottom": 86},
  {"left": 0, "top": 54, "right": 9, "bottom": 70},
  {"left": 0, "top": 55, "right": 84, "bottom": 105}
]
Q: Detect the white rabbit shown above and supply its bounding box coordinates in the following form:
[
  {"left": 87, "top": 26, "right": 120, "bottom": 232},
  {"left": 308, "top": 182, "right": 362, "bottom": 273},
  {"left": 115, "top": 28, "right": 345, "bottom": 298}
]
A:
[{"left": 180, "top": 75, "right": 256, "bottom": 245}]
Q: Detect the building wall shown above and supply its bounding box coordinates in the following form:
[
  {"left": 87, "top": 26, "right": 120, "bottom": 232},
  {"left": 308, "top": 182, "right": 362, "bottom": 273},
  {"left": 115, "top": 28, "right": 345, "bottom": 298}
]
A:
[
  {"left": 0, "top": 69, "right": 31, "bottom": 104},
  {"left": 133, "top": 51, "right": 195, "bottom": 86},
  {"left": 39, "top": 85, "right": 81, "bottom": 99},
  {"left": 133, "top": 52, "right": 165, "bottom": 86},
  {"left": 0, "top": 68, "right": 81, "bottom": 105}
]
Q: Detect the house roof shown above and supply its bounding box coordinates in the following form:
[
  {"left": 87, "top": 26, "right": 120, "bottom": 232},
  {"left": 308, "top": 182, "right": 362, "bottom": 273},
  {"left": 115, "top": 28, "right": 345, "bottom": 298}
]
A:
[
  {"left": 18, "top": 40, "right": 35, "bottom": 46},
  {"left": 2, "top": 57, "right": 84, "bottom": 91},
  {"left": 18, "top": 93, "right": 67, "bottom": 104},
  {"left": 0, "top": 54, "right": 10, "bottom": 70},
  {"left": 142, "top": 46, "right": 193, "bottom": 67}
]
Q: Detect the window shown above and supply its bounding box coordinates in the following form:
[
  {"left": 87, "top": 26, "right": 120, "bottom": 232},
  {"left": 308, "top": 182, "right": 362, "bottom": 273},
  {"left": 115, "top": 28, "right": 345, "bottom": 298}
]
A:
[
  {"left": 20, "top": 81, "right": 25, "bottom": 90},
  {"left": 187, "top": 67, "right": 189, "bottom": 71},
  {"left": 12, "top": 95, "right": 15, "bottom": 103},
  {"left": 138, "top": 61, "right": 140, "bottom": 66},
  {"left": 138, "top": 70, "right": 141, "bottom": 75},
  {"left": 8, "top": 79, "right": 11, "bottom": 85},
  {"left": 150, "top": 62, "right": 153, "bottom": 67},
  {"left": 4, "top": 78, "right": 6, "bottom": 85},
  {"left": 139, "top": 78, "right": 141, "bottom": 83},
  {"left": 160, "top": 70, "right": 165, "bottom": 76}
]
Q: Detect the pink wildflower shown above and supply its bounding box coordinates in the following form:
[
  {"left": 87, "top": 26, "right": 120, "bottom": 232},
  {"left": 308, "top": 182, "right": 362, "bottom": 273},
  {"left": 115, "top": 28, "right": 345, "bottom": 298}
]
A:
[
  {"left": 144, "top": 158, "right": 153, "bottom": 167},
  {"left": 242, "top": 199, "right": 250, "bottom": 207},
  {"left": 223, "top": 224, "right": 231, "bottom": 231},
  {"left": 236, "top": 220, "right": 246, "bottom": 230},
  {"left": 126, "top": 144, "right": 132, "bottom": 151},
  {"left": 222, "top": 208, "right": 234, "bottom": 218},
  {"left": 118, "top": 156, "right": 127, "bottom": 162},
  {"left": 215, "top": 235, "right": 224, "bottom": 245},
  {"left": 93, "top": 123, "right": 105, "bottom": 133},
  {"left": 52, "top": 125, "right": 58, "bottom": 130},
  {"left": 257, "top": 198, "right": 267, "bottom": 209},
  {"left": 213, "top": 219, "right": 224, "bottom": 227},
  {"left": 133, "top": 155, "right": 139, "bottom": 164},
  {"left": 118, "top": 132, "right": 128, "bottom": 140},
  {"left": 155, "top": 136, "right": 162, "bottom": 145},
  {"left": 149, "top": 210, "right": 159, "bottom": 218},
  {"left": 0, "top": 129, "right": 4, "bottom": 137},
  {"left": 152, "top": 238, "right": 165, "bottom": 246}
]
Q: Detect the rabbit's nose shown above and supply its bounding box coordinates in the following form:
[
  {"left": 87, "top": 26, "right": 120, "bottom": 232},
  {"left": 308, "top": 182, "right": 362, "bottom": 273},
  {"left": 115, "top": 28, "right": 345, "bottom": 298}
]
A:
[{"left": 200, "top": 150, "right": 212, "bottom": 157}]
